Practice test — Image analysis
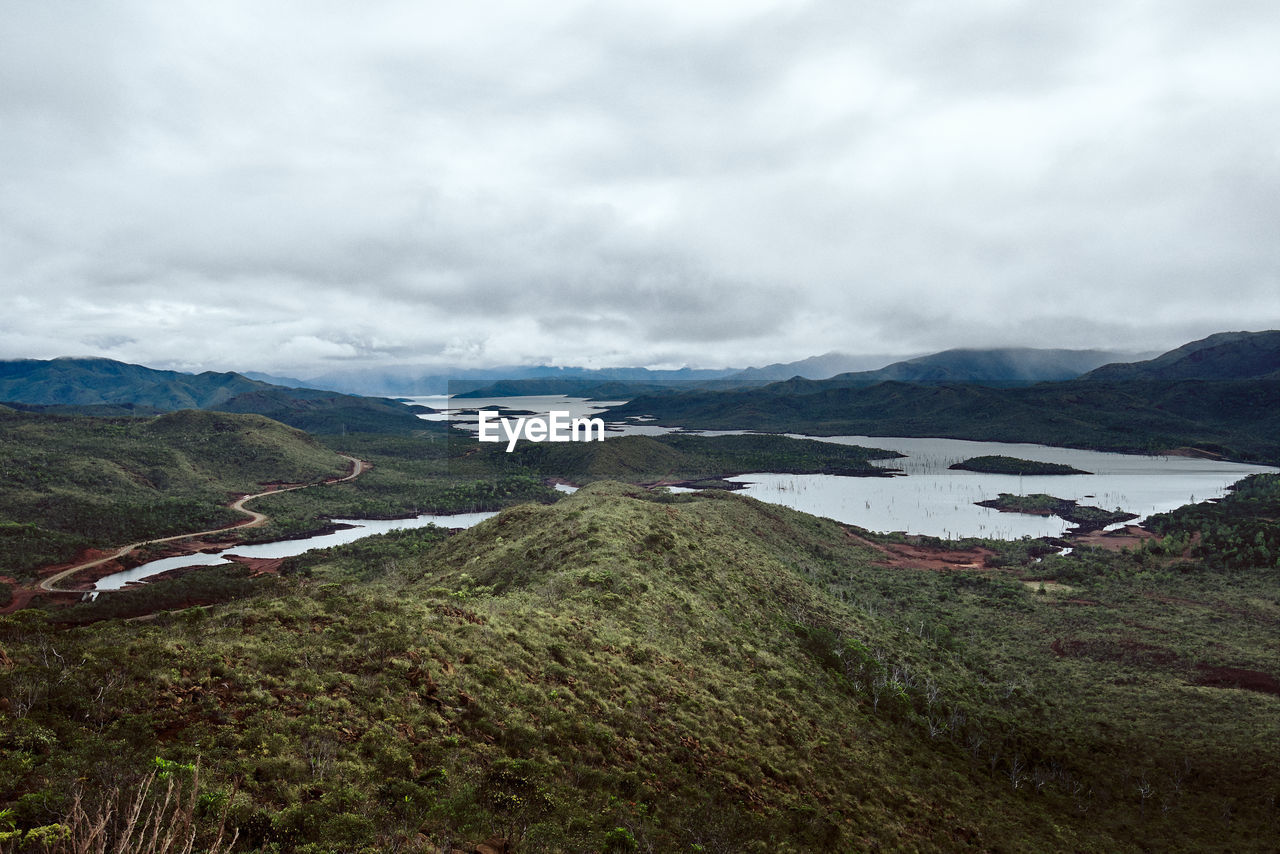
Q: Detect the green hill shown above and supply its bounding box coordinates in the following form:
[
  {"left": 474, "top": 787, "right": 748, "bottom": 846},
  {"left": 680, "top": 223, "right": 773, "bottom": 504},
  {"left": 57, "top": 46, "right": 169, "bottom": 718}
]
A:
[
  {"left": 0, "top": 357, "right": 264, "bottom": 409},
  {"left": 1081, "top": 330, "right": 1280, "bottom": 381},
  {"left": 0, "top": 409, "right": 349, "bottom": 578},
  {"left": 819, "top": 346, "right": 1138, "bottom": 386},
  {"left": 949, "top": 455, "right": 1090, "bottom": 475}
]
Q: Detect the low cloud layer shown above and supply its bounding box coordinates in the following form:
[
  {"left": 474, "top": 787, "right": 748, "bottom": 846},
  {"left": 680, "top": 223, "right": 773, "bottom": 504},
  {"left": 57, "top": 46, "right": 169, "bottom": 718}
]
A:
[{"left": 3, "top": 0, "right": 1278, "bottom": 375}]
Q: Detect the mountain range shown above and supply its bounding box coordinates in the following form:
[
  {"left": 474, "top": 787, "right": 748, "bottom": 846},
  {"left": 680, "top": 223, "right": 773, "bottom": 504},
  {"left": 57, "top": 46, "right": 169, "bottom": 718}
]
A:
[
  {"left": 298, "top": 364, "right": 739, "bottom": 396},
  {"left": 824, "top": 347, "right": 1145, "bottom": 385},
  {"left": 4, "top": 331, "right": 1276, "bottom": 445},
  {"left": 0, "top": 357, "right": 425, "bottom": 434},
  {"left": 607, "top": 331, "right": 1280, "bottom": 464},
  {"left": 453, "top": 346, "right": 1150, "bottom": 399},
  {"left": 727, "top": 351, "right": 914, "bottom": 381},
  {"left": 244, "top": 344, "right": 1154, "bottom": 397}
]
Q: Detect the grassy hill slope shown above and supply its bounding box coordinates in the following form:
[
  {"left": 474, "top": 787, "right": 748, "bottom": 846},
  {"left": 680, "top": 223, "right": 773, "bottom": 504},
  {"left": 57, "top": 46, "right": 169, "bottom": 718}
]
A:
[
  {"left": 3, "top": 483, "right": 1277, "bottom": 850},
  {"left": 0, "top": 409, "right": 350, "bottom": 578}
]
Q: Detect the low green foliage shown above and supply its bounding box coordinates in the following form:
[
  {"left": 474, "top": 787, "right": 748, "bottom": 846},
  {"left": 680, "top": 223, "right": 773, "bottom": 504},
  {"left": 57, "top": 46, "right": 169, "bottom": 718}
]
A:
[
  {"left": 0, "top": 409, "right": 348, "bottom": 579},
  {"left": 949, "top": 455, "right": 1089, "bottom": 475},
  {"left": 497, "top": 432, "right": 901, "bottom": 482},
  {"left": 3, "top": 483, "right": 1278, "bottom": 851},
  {"left": 1145, "top": 473, "right": 1280, "bottom": 570},
  {"left": 977, "top": 492, "right": 1138, "bottom": 530}
]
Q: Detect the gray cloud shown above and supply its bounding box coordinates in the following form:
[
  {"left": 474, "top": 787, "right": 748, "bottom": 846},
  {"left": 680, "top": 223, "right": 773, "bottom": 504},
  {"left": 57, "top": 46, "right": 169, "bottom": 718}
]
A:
[{"left": 1, "top": 0, "right": 1278, "bottom": 375}]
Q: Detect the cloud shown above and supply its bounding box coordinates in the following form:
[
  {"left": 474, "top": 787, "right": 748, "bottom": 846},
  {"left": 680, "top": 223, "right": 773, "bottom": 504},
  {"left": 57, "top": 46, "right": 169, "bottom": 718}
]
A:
[{"left": 2, "top": 0, "right": 1278, "bottom": 375}]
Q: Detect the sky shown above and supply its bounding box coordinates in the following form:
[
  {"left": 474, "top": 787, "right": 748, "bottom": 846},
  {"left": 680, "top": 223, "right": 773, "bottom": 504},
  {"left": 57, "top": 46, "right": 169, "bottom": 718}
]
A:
[{"left": 2, "top": 0, "right": 1278, "bottom": 376}]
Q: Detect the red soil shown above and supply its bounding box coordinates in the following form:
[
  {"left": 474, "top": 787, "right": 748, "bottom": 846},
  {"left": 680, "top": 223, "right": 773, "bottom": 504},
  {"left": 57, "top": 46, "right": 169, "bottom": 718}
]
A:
[
  {"left": 1191, "top": 665, "right": 1280, "bottom": 696},
  {"left": 843, "top": 528, "right": 994, "bottom": 571}
]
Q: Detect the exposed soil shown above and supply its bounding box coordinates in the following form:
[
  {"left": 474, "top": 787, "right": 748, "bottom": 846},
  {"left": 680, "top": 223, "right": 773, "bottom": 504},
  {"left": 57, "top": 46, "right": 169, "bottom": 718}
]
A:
[
  {"left": 1050, "top": 636, "right": 1181, "bottom": 668},
  {"left": 1191, "top": 665, "right": 1280, "bottom": 696},
  {"left": 0, "top": 573, "right": 75, "bottom": 613},
  {"left": 842, "top": 528, "right": 994, "bottom": 571}
]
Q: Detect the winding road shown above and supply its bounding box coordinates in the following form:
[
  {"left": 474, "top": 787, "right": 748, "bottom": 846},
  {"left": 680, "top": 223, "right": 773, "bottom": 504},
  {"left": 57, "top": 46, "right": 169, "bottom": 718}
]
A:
[{"left": 38, "top": 454, "right": 368, "bottom": 593}]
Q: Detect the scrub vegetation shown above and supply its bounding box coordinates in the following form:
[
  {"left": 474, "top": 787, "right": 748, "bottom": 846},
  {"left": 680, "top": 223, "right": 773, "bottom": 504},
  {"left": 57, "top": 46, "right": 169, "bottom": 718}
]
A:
[
  {"left": 2, "top": 479, "right": 1278, "bottom": 851},
  {"left": 3, "top": 401, "right": 1278, "bottom": 851},
  {"left": 0, "top": 410, "right": 349, "bottom": 580}
]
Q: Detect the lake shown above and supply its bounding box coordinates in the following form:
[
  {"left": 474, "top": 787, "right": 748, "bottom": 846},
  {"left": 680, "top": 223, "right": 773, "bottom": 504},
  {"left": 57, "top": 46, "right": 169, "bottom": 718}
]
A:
[
  {"left": 403, "top": 395, "right": 1278, "bottom": 539},
  {"left": 723, "top": 435, "right": 1276, "bottom": 539}
]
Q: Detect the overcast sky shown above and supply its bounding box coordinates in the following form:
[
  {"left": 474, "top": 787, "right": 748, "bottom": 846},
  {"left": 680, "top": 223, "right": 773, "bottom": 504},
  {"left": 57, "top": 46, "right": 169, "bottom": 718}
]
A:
[{"left": 2, "top": 0, "right": 1278, "bottom": 375}]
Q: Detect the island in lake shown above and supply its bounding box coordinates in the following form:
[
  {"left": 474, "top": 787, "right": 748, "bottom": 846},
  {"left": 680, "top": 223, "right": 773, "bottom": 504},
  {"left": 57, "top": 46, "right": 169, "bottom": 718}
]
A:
[
  {"left": 950, "top": 455, "right": 1091, "bottom": 475},
  {"left": 977, "top": 492, "right": 1137, "bottom": 531}
]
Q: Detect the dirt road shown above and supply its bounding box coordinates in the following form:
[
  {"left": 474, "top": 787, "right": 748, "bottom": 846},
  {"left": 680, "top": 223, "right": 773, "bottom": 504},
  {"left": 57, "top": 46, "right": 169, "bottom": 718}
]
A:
[{"left": 37, "top": 454, "right": 367, "bottom": 593}]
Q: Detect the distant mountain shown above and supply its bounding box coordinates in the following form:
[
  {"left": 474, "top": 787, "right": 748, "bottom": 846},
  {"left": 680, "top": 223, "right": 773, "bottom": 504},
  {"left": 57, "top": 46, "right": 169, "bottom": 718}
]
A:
[
  {"left": 303, "top": 364, "right": 739, "bottom": 396},
  {"left": 241, "top": 370, "right": 313, "bottom": 389},
  {"left": 452, "top": 375, "right": 773, "bottom": 399},
  {"left": 1080, "top": 331, "right": 1280, "bottom": 381},
  {"left": 606, "top": 333, "right": 1280, "bottom": 463},
  {"left": 0, "top": 357, "right": 426, "bottom": 434},
  {"left": 729, "top": 352, "right": 909, "bottom": 382},
  {"left": 453, "top": 378, "right": 681, "bottom": 399},
  {"left": 608, "top": 377, "right": 1280, "bottom": 463},
  {"left": 0, "top": 357, "right": 265, "bottom": 409},
  {"left": 830, "top": 347, "right": 1144, "bottom": 386},
  {"left": 742, "top": 347, "right": 1145, "bottom": 397}
]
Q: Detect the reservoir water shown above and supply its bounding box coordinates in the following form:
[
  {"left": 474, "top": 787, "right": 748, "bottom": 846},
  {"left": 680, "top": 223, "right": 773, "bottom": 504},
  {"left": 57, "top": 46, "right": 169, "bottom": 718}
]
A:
[
  {"left": 721, "top": 436, "right": 1276, "bottom": 539},
  {"left": 406, "top": 395, "right": 1277, "bottom": 539}
]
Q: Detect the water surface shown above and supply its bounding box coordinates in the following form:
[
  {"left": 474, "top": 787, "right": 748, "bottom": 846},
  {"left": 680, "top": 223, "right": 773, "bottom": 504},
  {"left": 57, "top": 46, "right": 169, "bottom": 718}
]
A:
[{"left": 722, "top": 436, "right": 1275, "bottom": 539}]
